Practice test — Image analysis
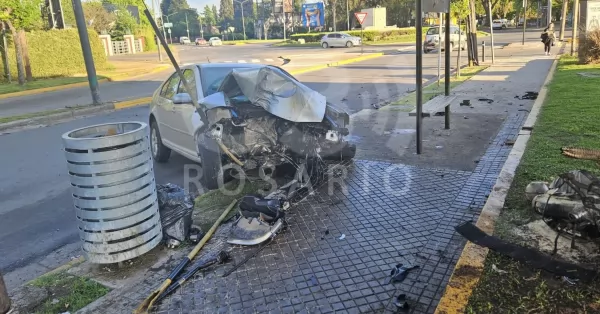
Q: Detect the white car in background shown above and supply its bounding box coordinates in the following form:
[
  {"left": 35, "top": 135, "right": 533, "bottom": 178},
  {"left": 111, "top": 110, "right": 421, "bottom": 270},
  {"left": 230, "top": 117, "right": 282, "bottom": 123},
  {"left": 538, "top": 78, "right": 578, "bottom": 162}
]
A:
[
  {"left": 423, "top": 25, "right": 467, "bottom": 53},
  {"left": 492, "top": 19, "right": 507, "bottom": 30},
  {"left": 179, "top": 36, "right": 191, "bottom": 44},
  {"left": 208, "top": 37, "right": 222, "bottom": 46}
]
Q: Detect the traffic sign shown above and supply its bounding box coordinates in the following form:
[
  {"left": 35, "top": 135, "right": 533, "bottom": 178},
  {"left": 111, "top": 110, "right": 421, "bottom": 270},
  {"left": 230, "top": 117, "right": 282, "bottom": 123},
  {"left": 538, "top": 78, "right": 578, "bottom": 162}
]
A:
[
  {"left": 354, "top": 12, "right": 367, "bottom": 25},
  {"left": 164, "top": 22, "right": 173, "bottom": 28}
]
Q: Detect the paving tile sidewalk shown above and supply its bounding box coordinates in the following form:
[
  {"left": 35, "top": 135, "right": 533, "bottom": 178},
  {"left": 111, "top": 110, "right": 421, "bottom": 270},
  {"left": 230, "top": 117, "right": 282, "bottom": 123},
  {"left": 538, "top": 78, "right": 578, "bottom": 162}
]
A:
[{"left": 75, "top": 45, "right": 556, "bottom": 314}]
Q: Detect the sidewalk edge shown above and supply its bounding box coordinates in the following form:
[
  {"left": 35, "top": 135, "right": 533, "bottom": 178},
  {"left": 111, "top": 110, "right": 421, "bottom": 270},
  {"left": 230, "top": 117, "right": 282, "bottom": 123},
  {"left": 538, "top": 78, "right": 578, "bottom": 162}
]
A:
[
  {"left": 434, "top": 51, "right": 561, "bottom": 314},
  {"left": 0, "top": 79, "right": 109, "bottom": 100}
]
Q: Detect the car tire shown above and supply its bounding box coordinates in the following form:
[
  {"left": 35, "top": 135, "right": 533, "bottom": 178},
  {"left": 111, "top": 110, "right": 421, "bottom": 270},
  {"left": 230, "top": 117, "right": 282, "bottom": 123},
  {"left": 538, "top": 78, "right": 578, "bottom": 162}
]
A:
[
  {"left": 322, "top": 42, "right": 329, "bottom": 48},
  {"left": 346, "top": 41, "right": 353, "bottom": 48},
  {"left": 424, "top": 49, "right": 430, "bottom": 54},
  {"left": 150, "top": 120, "right": 171, "bottom": 163},
  {"left": 198, "top": 136, "right": 223, "bottom": 191}
]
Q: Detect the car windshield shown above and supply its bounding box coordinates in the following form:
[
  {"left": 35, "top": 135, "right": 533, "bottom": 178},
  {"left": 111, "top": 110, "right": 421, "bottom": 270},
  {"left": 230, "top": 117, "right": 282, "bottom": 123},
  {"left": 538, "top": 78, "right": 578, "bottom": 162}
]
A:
[
  {"left": 426, "top": 28, "right": 443, "bottom": 35},
  {"left": 210, "top": 37, "right": 219, "bottom": 40},
  {"left": 339, "top": 33, "right": 351, "bottom": 37},
  {"left": 181, "top": 37, "right": 189, "bottom": 40},
  {"left": 201, "top": 66, "right": 250, "bottom": 99},
  {"left": 493, "top": 20, "right": 502, "bottom": 23}
]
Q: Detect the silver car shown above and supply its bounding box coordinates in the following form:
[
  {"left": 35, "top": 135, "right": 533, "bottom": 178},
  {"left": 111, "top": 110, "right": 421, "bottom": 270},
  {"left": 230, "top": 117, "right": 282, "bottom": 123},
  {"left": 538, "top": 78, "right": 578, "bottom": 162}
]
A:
[
  {"left": 148, "top": 63, "right": 355, "bottom": 189},
  {"left": 320, "top": 32, "right": 362, "bottom": 48},
  {"left": 423, "top": 25, "right": 467, "bottom": 53}
]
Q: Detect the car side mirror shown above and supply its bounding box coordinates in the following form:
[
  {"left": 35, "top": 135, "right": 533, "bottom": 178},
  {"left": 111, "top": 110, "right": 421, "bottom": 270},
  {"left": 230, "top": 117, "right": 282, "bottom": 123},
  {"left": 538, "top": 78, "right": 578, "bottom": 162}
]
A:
[
  {"left": 173, "top": 93, "right": 193, "bottom": 105},
  {"left": 199, "top": 92, "right": 228, "bottom": 110}
]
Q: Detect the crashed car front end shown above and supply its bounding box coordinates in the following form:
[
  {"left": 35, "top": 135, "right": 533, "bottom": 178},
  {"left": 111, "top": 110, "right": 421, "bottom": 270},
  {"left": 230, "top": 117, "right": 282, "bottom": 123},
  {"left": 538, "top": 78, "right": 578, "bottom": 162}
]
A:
[{"left": 197, "top": 65, "right": 355, "bottom": 176}]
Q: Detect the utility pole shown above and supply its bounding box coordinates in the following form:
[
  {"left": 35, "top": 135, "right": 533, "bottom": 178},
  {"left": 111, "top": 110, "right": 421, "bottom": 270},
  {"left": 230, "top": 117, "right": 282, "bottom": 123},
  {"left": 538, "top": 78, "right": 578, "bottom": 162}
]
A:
[
  {"left": 559, "top": 0, "right": 568, "bottom": 41},
  {"left": 333, "top": 0, "right": 337, "bottom": 31},
  {"left": 547, "top": 0, "right": 552, "bottom": 26},
  {"left": 416, "top": 0, "right": 423, "bottom": 154},
  {"left": 487, "top": 0, "right": 495, "bottom": 63},
  {"left": 1, "top": 28, "right": 11, "bottom": 82},
  {"left": 152, "top": 0, "right": 163, "bottom": 61},
  {"left": 522, "top": 0, "right": 527, "bottom": 45},
  {"left": 185, "top": 13, "right": 190, "bottom": 38},
  {"left": 72, "top": 0, "right": 101, "bottom": 105},
  {"left": 571, "top": 0, "right": 579, "bottom": 55},
  {"left": 235, "top": 0, "right": 250, "bottom": 40},
  {"left": 437, "top": 13, "right": 442, "bottom": 87},
  {"left": 346, "top": 0, "right": 349, "bottom": 30}
]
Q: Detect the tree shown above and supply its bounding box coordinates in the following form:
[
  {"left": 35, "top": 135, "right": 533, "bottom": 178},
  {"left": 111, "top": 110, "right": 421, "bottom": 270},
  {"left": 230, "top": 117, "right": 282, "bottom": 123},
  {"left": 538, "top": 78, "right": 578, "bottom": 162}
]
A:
[
  {"left": 203, "top": 5, "right": 216, "bottom": 31},
  {"left": 0, "top": 0, "right": 43, "bottom": 84},
  {"left": 164, "top": 0, "right": 190, "bottom": 14},
  {"left": 110, "top": 8, "right": 138, "bottom": 40},
  {"left": 83, "top": 1, "right": 116, "bottom": 34},
  {"left": 219, "top": 0, "right": 234, "bottom": 26}
]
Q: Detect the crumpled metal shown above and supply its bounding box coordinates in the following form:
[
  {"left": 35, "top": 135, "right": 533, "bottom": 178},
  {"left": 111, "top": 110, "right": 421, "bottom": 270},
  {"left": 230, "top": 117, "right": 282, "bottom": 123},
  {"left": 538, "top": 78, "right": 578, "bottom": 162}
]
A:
[{"left": 218, "top": 66, "right": 327, "bottom": 123}]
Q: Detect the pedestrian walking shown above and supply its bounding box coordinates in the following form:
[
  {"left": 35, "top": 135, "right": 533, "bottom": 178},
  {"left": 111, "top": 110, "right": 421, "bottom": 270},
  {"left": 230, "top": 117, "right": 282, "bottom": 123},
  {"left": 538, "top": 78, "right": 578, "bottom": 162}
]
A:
[{"left": 541, "top": 27, "right": 555, "bottom": 55}]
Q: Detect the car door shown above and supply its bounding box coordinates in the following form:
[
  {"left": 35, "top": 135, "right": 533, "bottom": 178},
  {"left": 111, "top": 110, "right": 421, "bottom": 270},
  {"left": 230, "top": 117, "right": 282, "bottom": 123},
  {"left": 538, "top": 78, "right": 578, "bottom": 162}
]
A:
[
  {"left": 155, "top": 73, "right": 181, "bottom": 148},
  {"left": 170, "top": 68, "right": 201, "bottom": 158},
  {"left": 332, "top": 33, "right": 342, "bottom": 46}
]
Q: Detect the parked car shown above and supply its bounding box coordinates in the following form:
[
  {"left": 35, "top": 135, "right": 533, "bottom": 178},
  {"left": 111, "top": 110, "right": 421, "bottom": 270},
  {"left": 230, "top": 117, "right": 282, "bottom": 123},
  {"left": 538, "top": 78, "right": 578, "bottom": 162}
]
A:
[
  {"left": 423, "top": 25, "right": 467, "bottom": 53},
  {"left": 208, "top": 37, "right": 222, "bottom": 46},
  {"left": 179, "top": 36, "right": 191, "bottom": 44},
  {"left": 492, "top": 19, "right": 506, "bottom": 30},
  {"left": 195, "top": 38, "right": 207, "bottom": 45},
  {"left": 320, "top": 33, "right": 362, "bottom": 48},
  {"left": 148, "top": 63, "right": 355, "bottom": 189}
]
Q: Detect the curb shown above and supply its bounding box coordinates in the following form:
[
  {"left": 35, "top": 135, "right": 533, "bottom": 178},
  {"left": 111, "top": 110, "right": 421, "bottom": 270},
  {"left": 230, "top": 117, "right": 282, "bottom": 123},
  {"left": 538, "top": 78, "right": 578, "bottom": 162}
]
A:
[
  {"left": 0, "top": 79, "right": 109, "bottom": 100},
  {"left": 0, "top": 97, "right": 153, "bottom": 132},
  {"left": 434, "top": 49, "right": 562, "bottom": 314}
]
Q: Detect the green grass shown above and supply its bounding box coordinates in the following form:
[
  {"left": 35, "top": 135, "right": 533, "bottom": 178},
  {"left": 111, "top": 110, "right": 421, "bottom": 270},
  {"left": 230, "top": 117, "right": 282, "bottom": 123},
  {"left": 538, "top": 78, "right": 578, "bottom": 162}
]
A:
[
  {"left": 193, "top": 180, "right": 270, "bottom": 231},
  {"left": 466, "top": 55, "right": 600, "bottom": 313},
  {"left": 0, "top": 76, "right": 106, "bottom": 95},
  {"left": 29, "top": 272, "right": 109, "bottom": 314},
  {"left": 386, "top": 65, "right": 488, "bottom": 111}
]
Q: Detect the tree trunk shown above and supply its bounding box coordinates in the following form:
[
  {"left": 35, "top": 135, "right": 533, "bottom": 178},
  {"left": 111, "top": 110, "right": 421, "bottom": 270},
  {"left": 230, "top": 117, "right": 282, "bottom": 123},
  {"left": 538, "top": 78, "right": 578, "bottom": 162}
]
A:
[
  {"left": 466, "top": 0, "right": 479, "bottom": 66},
  {"left": 6, "top": 21, "right": 25, "bottom": 85},
  {"left": 0, "top": 273, "right": 10, "bottom": 314},
  {"left": 19, "top": 30, "right": 32, "bottom": 81}
]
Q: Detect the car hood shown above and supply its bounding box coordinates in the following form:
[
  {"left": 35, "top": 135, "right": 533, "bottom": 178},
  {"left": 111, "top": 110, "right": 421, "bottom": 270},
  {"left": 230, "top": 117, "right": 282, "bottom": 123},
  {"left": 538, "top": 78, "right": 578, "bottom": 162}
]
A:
[{"left": 215, "top": 66, "right": 327, "bottom": 123}]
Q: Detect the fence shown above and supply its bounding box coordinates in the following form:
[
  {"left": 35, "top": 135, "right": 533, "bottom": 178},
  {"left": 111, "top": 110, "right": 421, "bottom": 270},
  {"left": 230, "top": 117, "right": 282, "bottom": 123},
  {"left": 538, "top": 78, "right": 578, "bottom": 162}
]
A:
[{"left": 112, "top": 40, "right": 130, "bottom": 55}]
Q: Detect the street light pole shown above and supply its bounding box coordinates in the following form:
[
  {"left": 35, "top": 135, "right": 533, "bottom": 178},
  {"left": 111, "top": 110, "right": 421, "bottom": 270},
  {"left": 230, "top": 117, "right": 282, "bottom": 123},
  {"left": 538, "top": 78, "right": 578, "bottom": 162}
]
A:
[
  {"left": 72, "top": 0, "right": 101, "bottom": 105},
  {"left": 346, "top": 0, "right": 349, "bottom": 30},
  {"left": 522, "top": 0, "right": 527, "bottom": 45},
  {"left": 185, "top": 13, "right": 190, "bottom": 38},
  {"left": 235, "top": 0, "right": 250, "bottom": 40}
]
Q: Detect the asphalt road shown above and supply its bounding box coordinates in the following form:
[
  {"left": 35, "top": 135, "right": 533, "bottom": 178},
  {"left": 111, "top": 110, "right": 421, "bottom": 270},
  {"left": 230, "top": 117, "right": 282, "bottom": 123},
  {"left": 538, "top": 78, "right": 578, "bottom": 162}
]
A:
[{"left": 0, "top": 30, "right": 554, "bottom": 288}]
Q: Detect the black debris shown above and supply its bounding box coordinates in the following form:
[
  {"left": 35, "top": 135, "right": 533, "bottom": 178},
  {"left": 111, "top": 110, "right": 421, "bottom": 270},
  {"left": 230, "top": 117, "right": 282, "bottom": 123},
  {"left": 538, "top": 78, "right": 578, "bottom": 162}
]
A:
[
  {"left": 515, "top": 91, "right": 539, "bottom": 100},
  {"left": 385, "top": 264, "right": 420, "bottom": 284},
  {"left": 478, "top": 98, "right": 494, "bottom": 104},
  {"left": 157, "top": 183, "right": 194, "bottom": 243},
  {"left": 325, "top": 229, "right": 330, "bottom": 235},
  {"left": 455, "top": 221, "right": 598, "bottom": 282},
  {"left": 460, "top": 99, "right": 471, "bottom": 106},
  {"left": 393, "top": 294, "right": 410, "bottom": 311}
]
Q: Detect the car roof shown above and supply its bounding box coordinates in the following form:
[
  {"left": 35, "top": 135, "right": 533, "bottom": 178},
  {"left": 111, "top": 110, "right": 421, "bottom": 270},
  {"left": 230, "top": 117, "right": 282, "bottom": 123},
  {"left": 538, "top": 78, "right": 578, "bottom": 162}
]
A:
[{"left": 196, "top": 63, "right": 265, "bottom": 70}]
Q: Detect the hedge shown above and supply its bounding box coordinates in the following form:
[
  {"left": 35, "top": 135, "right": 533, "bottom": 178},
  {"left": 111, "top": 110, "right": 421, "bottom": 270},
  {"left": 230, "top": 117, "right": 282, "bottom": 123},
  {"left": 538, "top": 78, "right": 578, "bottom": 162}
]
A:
[
  {"left": 290, "top": 27, "right": 424, "bottom": 42},
  {"left": 0, "top": 28, "right": 108, "bottom": 81}
]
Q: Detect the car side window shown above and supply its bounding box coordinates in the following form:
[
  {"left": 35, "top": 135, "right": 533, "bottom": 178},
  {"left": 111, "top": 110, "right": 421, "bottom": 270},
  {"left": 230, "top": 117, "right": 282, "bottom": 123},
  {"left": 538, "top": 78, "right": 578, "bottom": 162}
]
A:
[
  {"left": 177, "top": 69, "right": 197, "bottom": 100},
  {"left": 162, "top": 73, "right": 181, "bottom": 99}
]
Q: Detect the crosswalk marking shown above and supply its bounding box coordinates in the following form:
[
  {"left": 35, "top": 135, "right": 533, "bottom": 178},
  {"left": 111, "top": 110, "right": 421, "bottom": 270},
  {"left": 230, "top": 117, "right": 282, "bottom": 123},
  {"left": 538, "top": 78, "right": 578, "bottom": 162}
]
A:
[
  {"left": 237, "top": 60, "right": 247, "bottom": 63},
  {"left": 251, "top": 59, "right": 260, "bottom": 63},
  {"left": 265, "top": 58, "right": 274, "bottom": 62}
]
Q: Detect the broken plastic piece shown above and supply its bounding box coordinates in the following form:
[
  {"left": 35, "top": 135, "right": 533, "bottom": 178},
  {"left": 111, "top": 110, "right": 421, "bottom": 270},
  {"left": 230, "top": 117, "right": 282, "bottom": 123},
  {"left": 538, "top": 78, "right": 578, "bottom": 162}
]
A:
[
  {"left": 393, "top": 294, "right": 410, "bottom": 311},
  {"left": 386, "top": 264, "right": 420, "bottom": 284},
  {"left": 338, "top": 234, "right": 346, "bottom": 240},
  {"left": 492, "top": 264, "right": 508, "bottom": 274}
]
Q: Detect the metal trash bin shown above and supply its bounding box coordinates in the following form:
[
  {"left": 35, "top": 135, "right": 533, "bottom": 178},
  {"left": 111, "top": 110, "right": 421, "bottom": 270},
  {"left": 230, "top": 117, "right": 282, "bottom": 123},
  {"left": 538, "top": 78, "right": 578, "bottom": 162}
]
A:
[{"left": 62, "top": 122, "right": 162, "bottom": 264}]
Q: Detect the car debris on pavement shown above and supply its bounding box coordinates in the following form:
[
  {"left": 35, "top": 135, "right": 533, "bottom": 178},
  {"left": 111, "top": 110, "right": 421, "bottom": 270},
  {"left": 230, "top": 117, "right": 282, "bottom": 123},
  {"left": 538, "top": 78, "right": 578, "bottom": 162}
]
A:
[
  {"left": 527, "top": 170, "right": 600, "bottom": 254},
  {"left": 157, "top": 183, "right": 195, "bottom": 248}
]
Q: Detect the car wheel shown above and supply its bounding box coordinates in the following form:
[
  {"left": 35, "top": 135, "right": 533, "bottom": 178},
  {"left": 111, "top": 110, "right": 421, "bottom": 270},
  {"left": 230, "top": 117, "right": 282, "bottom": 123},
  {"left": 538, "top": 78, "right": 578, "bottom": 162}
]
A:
[
  {"left": 150, "top": 120, "right": 171, "bottom": 163},
  {"left": 198, "top": 136, "right": 223, "bottom": 190},
  {"left": 424, "top": 49, "right": 430, "bottom": 54},
  {"left": 346, "top": 41, "right": 353, "bottom": 48},
  {"left": 322, "top": 42, "right": 329, "bottom": 48}
]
